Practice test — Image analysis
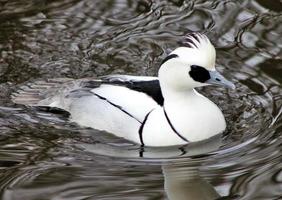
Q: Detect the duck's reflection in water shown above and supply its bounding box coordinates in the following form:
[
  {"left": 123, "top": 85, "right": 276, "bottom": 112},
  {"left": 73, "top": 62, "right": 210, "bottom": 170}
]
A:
[
  {"left": 162, "top": 135, "right": 222, "bottom": 200},
  {"left": 77, "top": 134, "right": 223, "bottom": 199},
  {"left": 163, "top": 161, "right": 219, "bottom": 200}
]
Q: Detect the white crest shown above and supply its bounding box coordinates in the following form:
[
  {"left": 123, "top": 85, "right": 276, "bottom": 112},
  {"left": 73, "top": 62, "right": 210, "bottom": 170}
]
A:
[{"left": 172, "top": 32, "right": 216, "bottom": 70}]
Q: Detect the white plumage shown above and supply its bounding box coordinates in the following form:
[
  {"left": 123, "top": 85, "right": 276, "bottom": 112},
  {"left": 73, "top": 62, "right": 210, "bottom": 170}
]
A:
[{"left": 12, "top": 33, "right": 235, "bottom": 146}]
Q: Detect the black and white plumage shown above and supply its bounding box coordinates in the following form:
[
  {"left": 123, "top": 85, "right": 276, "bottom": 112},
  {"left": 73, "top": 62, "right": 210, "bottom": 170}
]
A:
[{"left": 11, "top": 33, "right": 235, "bottom": 147}]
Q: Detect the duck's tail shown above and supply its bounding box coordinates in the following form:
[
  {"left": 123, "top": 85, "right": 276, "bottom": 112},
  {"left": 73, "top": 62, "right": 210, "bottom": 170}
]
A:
[{"left": 11, "top": 78, "right": 79, "bottom": 108}]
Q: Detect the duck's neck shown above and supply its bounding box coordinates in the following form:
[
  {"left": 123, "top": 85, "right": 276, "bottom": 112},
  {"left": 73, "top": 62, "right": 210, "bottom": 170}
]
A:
[{"left": 162, "top": 88, "right": 201, "bottom": 107}]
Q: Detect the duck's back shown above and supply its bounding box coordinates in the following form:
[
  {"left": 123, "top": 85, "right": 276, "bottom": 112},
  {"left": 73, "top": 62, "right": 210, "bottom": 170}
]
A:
[{"left": 12, "top": 76, "right": 162, "bottom": 143}]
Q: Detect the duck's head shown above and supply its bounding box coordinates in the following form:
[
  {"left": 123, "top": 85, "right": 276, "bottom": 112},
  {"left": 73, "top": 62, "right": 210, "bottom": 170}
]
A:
[{"left": 158, "top": 32, "right": 235, "bottom": 92}]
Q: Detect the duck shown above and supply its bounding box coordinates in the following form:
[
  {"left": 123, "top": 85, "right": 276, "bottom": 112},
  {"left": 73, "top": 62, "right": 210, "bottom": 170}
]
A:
[{"left": 12, "top": 32, "right": 235, "bottom": 147}]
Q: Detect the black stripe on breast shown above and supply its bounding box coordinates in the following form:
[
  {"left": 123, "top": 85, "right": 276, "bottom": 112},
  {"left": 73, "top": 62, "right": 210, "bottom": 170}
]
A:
[
  {"left": 93, "top": 93, "right": 142, "bottom": 123},
  {"left": 138, "top": 109, "right": 154, "bottom": 146},
  {"left": 163, "top": 107, "right": 189, "bottom": 142}
]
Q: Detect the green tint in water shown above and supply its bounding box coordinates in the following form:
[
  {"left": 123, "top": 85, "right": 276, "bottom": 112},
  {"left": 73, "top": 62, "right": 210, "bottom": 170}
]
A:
[{"left": 0, "top": 0, "right": 282, "bottom": 199}]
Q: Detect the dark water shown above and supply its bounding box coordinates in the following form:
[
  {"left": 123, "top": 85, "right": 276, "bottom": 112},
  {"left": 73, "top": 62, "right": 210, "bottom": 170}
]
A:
[{"left": 0, "top": 0, "right": 282, "bottom": 199}]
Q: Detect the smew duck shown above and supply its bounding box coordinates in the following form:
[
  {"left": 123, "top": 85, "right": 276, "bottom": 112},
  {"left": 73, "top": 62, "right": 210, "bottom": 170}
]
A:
[{"left": 12, "top": 32, "right": 235, "bottom": 146}]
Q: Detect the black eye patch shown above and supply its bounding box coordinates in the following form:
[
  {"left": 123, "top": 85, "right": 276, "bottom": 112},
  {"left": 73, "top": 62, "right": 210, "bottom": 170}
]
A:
[{"left": 189, "top": 65, "right": 210, "bottom": 83}]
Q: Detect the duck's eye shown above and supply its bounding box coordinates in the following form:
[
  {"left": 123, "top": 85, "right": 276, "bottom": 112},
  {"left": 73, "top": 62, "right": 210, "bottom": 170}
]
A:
[{"left": 189, "top": 65, "right": 211, "bottom": 83}]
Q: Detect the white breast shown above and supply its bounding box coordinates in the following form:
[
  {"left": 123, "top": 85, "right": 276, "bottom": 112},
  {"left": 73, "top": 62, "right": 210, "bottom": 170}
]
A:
[
  {"left": 141, "top": 107, "right": 187, "bottom": 146},
  {"left": 141, "top": 90, "right": 226, "bottom": 146}
]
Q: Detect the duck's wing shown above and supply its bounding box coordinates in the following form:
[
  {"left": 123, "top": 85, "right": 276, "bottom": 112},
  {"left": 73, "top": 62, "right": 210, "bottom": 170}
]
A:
[
  {"left": 100, "top": 75, "right": 164, "bottom": 106},
  {"left": 11, "top": 75, "right": 164, "bottom": 107},
  {"left": 11, "top": 78, "right": 82, "bottom": 106},
  {"left": 11, "top": 76, "right": 163, "bottom": 140}
]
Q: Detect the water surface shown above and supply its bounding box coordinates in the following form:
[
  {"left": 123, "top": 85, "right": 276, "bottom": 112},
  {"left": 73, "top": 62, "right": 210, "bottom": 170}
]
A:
[{"left": 0, "top": 0, "right": 282, "bottom": 199}]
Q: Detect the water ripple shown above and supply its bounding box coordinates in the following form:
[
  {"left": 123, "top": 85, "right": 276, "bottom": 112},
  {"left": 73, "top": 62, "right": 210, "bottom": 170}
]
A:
[{"left": 0, "top": 0, "right": 282, "bottom": 199}]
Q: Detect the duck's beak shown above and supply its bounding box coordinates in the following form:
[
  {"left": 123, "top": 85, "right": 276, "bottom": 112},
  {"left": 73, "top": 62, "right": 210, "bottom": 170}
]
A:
[{"left": 206, "top": 70, "right": 235, "bottom": 89}]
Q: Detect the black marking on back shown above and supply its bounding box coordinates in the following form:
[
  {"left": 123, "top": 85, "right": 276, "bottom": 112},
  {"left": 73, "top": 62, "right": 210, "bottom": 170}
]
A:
[
  {"left": 138, "top": 109, "right": 154, "bottom": 147},
  {"left": 189, "top": 65, "right": 211, "bottom": 83},
  {"left": 37, "top": 106, "right": 71, "bottom": 118},
  {"left": 100, "top": 79, "right": 164, "bottom": 106},
  {"left": 161, "top": 54, "right": 179, "bottom": 65},
  {"left": 163, "top": 107, "right": 189, "bottom": 142},
  {"left": 76, "top": 78, "right": 164, "bottom": 105},
  {"left": 93, "top": 93, "right": 142, "bottom": 123}
]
